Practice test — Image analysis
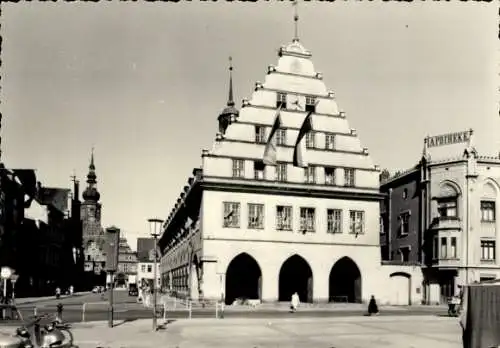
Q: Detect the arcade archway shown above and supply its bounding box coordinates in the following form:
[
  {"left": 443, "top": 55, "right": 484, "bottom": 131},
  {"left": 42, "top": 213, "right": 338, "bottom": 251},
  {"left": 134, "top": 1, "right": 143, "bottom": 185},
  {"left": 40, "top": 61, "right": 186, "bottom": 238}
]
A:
[
  {"left": 329, "top": 257, "right": 362, "bottom": 303},
  {"left": 278, "top": 254, "right": 313, "bottom": 303},
  {"left": 225, "top": 253, "right": 262, "bottom": 305}
]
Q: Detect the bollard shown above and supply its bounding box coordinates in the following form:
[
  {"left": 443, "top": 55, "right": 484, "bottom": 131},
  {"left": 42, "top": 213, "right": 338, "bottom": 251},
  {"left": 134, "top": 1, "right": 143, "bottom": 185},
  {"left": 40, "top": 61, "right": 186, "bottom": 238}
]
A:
[
  {"left": 56, "top": 303, "right": 63, "bottom": 322},
  {"left": 33, "top": 306, "right": 37, "bottom": 317},
  {"left": 82, "top": 303, "right": 87, "bottom": 322},
  {"left": 215, "top": 302, "right": 218, "bottom": 319},
  {"left": 188, "top": 301, "right": 192, "bottom": 319}
]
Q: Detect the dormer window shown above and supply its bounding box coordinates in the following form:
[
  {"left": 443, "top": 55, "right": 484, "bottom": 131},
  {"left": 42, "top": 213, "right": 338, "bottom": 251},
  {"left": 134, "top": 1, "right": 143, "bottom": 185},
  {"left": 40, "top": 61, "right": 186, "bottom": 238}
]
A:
[
  {"left": 305, "top": 96, "right": 316, "bottom": 113},
  {"left": 254, "top": 161, "right": 265, "bottom": 180},
  {"left": 276, "top": 92, "right": 287, "bottom": 109},
  {"left": 276, "top": 129, "right": 286, "bottom": 146},
  {"left": 325, "top": 133, "right": 335, "bottom": 150},
  {"left": 306, "top": 132, "right": 315, "bottom": 149},
  {"left": 255, "top": 126, "right": 266, "bottom": 143}
]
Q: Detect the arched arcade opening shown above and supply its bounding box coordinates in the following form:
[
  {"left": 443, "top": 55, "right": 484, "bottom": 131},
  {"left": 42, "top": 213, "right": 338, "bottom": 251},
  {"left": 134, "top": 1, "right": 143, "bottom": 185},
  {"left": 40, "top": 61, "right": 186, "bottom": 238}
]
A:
[
  {"left": 278, "top": 254, "right": 313, "bottom": 303},
  {"left": 329, "top": 257, "right": 362, "bottom": 303},
  {"left": 225, "top": 253, "right": 262, "bottom": 305}
]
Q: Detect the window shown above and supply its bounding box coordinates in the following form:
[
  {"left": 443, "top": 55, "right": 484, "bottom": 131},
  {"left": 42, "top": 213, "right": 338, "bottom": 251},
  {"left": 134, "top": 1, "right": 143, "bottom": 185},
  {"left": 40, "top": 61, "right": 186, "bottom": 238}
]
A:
[
  {"left": 141, "top": 265, "right": 146, "bottom": 272},
  {"left": 325, "top": 133, "right": 335, "bottom": 150},
  {"left": 276, "top": 92, "right": 287, "bottom": 109},
  {"left": 232, "top": 159, "right": 245, "bottom": 178},
  {"left": 440, "top": 237, "right": 448, "bottom": 259},
  {"left": 300, "top": 207, "right": 315, "bottom": 232},
  {"left": 147, "top": 265, "right": 152, "bottom": 273},
  {"left": 325, "top": 167, "right": 335, "bottom": 185},
  {"left": 276, "top": 129, "right": 286, "bottom": 146},
  {"left": 276, "top": 205, "right": 292, "bottom": 231},
  {"left": 481, "top": 201, "right": 496, "bottom": 222},
  {"left": 254, "top": 161, "right": 265, "bottom": 180},
  {"left": 248, "top": 204, "right": 264, "bottom": 229},
  {"left": 433, "top": 236, "right": 439, "bottom": 260},
  {"left": 399, "top": 247, "right": 410, "bottom": 262},
  {"left": 437, "top": 198, "right": 457, "bottom": 219},
  {"left": 344, "top": 168, "right": 355, "bottom": 187},
  {"left": 276, "top": 163, "right": 287, "bottom": 182},
  {"left": 450, "top": 237, "right": 457, "bottom": 258},
  {"left": 306, "top": 132, "right": 315, "bottom": 148},
  {"left": 481, "top": 240, "right": 496, "bottom": 261},
  {"left": 399, "top": 212, "right": 410, "bottom": 235},
  {"left": 379, "top": 216, "right": 385, "bottom": 234},
  {"left": 402, "top": 189, "right": 408, "bottom": 199},
  {"left": 349, "top": 210, "right": 365, "bottom": 235},
  {"left": 223, "top": 202, "right": 240, "bottom": 228},
  {"left": 304, "top": 166, "right": 316, "bottom": 184},
  {"left": 327, "top": 209, "right": 342, "bottom": 234},
  {"left": 305, "top": 96, "right": 316, "bottom": 112},
  {"left": 255, "top": 126, "right": 266, "bottom": 144}
]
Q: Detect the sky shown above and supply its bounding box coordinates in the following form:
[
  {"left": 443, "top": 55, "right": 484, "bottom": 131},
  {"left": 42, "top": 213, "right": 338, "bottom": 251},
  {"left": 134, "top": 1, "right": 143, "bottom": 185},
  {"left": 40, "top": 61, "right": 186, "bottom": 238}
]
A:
[{"left": 2, "top": 2, "right": 498, "bottom": 249}]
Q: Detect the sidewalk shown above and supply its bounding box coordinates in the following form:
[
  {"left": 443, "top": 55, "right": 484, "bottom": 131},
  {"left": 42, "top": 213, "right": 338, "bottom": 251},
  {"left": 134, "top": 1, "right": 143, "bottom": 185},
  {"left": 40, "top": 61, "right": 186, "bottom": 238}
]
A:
[
  {"left": 14, "top": 292, "right": 89, "bottom": 306},
  {"left": 27, "top": 315, "right": 461, "bottom": 348}
]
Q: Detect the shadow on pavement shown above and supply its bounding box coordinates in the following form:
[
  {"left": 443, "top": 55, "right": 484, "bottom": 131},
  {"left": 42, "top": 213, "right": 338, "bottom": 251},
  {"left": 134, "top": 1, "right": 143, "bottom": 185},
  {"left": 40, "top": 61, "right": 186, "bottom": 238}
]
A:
[
  {"left": 112, "top": 317, "right": 138, "bottom": 327},
  {"left": 157, "top": 319, "right": 176, "bottom": 331}
]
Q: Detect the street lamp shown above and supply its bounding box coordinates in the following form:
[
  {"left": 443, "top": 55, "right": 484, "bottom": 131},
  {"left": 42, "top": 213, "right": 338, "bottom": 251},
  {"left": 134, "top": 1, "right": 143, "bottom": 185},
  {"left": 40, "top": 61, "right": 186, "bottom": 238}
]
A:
[
  {"left": 10, "top": 274, "right": 18, "bottom": 304},
  {"left": 0, "top": 267, "right": 12, "bottom": 319},
  {"left": 148, "top": 218, "right": 163, "bottom": 332}
]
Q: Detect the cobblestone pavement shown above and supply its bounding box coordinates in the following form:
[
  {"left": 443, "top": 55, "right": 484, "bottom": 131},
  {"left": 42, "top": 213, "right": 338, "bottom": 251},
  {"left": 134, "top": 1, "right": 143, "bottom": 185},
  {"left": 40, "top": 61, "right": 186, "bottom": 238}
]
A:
[{"left": 59, "top": 315, "right": 461, "bottom": 348}]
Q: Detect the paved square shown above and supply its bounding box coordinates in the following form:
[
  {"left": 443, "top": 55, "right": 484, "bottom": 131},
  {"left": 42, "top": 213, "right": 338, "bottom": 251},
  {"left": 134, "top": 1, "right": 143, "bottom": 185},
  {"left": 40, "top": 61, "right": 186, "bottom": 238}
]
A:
[{"left": 70, "top": 315, "right": 462, "bottom": 348}]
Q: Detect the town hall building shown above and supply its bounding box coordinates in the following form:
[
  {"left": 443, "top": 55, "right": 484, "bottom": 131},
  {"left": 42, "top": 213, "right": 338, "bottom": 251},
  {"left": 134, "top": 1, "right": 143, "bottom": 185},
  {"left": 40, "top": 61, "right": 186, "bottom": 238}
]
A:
[{"left": 159, "top": 27, "right": 422, "bottom": 305}]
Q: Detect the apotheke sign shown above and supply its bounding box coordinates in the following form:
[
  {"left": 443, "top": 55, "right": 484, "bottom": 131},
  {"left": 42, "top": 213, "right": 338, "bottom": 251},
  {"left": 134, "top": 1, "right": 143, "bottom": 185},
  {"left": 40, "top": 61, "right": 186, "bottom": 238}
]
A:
[{"left": 426, "top": 130, "right": 472, "bottom": 148}]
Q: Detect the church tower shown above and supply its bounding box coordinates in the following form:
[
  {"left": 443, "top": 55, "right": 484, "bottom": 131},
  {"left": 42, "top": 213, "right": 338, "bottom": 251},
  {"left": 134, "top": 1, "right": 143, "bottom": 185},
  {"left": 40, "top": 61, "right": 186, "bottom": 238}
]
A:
[{"left": 81, "top": 149, "right": 106, "bottom": 274}]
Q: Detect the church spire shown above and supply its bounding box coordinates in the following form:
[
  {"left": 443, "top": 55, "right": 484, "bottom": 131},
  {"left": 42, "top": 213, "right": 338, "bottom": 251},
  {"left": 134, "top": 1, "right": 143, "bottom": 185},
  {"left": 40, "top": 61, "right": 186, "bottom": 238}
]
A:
[
  {"left": 227, "top": 56, "right": 235, "bottom": 107},
  {"left": 218, "top": 56, "right": 239, "bottom": 135},
  {"left": 86, "top": 147, "right": 97, "bottom": 185},
  {"left": 293, "top": 0, "right": 299, "bottom": 42},
  {"left": 83, "top": 147, "right": 100, "bottom": 202}
]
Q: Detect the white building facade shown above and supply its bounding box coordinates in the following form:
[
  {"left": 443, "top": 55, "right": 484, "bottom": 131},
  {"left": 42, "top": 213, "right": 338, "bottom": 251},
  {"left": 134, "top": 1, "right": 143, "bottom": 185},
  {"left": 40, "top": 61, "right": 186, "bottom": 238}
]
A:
[
  {"left": 422, "top": 130, "right": 500, "bottom": 303},
  {"left": 159, "top": 38, "right": 422, "bottom": 305},
  {"left": 137, "top": 249, "right": 161, "bottom": 289}
]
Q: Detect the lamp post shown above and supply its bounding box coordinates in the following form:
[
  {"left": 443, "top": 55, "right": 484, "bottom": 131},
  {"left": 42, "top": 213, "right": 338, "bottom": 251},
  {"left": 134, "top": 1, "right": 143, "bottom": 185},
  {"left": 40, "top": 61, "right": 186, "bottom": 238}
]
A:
[
  {"left": 148, "top": 218, "right": 163, "bottom": 332},
  {"left": 10, "top": 274, "right": 18, "bottom": 304},
  {"left": 0, "top": 267, "right": 12, "bottom": 319}
]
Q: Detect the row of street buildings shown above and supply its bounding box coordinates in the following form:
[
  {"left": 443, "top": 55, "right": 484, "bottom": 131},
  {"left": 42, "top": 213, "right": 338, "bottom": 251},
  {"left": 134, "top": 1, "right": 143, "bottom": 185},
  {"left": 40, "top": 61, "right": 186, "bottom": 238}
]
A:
[
  {"left": 0, "top": 164, "right": 82, "bottom": 297},
  {"left": 156, "top": 34, "right": 500, "bottom": 306},
  {"left": 0, "top": 146, "right": 155, "bottom": 297}
]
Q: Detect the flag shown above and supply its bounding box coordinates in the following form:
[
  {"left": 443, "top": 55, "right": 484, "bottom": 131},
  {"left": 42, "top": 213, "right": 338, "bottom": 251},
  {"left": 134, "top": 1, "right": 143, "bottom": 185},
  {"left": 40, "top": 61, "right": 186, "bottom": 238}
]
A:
[
  {"left": 263, "top": 105, "right": 283, "bottom": 165},
  {"left": 37, "top": 187, "right": 71, "bottom": 213},
  {"left": 293, "top": 111, "right": 313, "bottom": 167}
]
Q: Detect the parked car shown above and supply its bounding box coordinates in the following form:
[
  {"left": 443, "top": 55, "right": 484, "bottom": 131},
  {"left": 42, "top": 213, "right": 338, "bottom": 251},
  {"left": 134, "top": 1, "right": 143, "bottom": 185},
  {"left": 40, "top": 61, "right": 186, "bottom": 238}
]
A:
[{"left": 128, "top": 285, "right": 138, "bottom": 296}]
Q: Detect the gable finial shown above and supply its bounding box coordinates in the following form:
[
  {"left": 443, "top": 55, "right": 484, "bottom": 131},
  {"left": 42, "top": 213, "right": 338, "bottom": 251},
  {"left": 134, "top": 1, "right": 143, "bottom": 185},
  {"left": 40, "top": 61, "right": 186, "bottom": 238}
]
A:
[
  {"left": 227, "top": 56, "right": 234, "bottom": 107},
  {"left": 293, "top": 0, "right": 299, "bottom": 42}
]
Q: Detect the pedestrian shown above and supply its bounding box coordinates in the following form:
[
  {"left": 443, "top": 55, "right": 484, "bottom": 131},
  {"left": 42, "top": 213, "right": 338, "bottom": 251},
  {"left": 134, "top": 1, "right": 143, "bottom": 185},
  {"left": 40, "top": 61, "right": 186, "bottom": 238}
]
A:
[
  {"left": 290, "top": 292, "right": 300, "bottom": 313},
  {"left": 69, "top": 285, "right": 74, "bottom": 296},
  {"left": 367, "top": 295, "right": 379, "bottom": 316},
  {"left": 55, "top": 287, "right": 61, "bottom": 300}
]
